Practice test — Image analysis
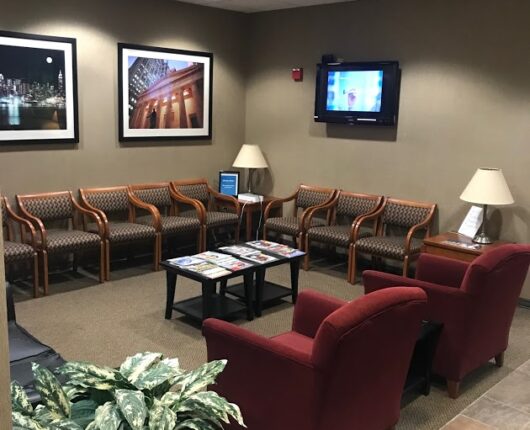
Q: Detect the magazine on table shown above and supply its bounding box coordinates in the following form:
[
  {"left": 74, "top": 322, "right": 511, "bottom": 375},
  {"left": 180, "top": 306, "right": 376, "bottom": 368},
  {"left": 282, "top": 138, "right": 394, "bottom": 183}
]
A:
[
  {"left": 166, "top": 256, "right": 204, "bottom": 267},
  {"left": 246, "top": 240, "right": 304, "bottom": 258},
  {"left": 218, "top": 245, "right": 261, "bottom": 258},
  {"left": 239, "top": 251, "right": 278, "bottom": 264},
  {"left": 195, "top": 251, "right": 234, "bottom": 264},
  {"left": 183, "top": 261, "right": 232, "bottom": 278},
  {"left": 216, "top": 257, "right": 254, "bottom": 271}
]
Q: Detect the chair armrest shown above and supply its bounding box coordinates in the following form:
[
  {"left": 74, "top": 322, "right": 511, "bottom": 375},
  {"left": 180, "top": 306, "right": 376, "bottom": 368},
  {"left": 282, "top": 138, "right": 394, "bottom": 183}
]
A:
[
  {"left": 404, "top": 220, "right": 432, "bottom": 254},
  {"left": 5, "top": 203, "right": 37, "bottom": 249},
  {"left": 6, "top": 282, "right": 16, "bottom": 322},
  {"left": 168, "top": 187, "right": 206, "bottom": 223},
  {"left": 363, "top": 270, "right": 440, "bottom": 294},
  {"left": 209, "top": 188, "right": 241, "bottom": 216},
  {"left": 127, "top": 192, "right": 161, "bottom": 231},
  {"left": 264, "top": 191, "right": 298, "bottom": 220},
  {"left": 299, "top": 191, "right": 338, "bottom": 231},
  {"left": 292, "top": 290, "right": 346, "bottom": 338},
  {"left": 415, "top": 253, "right": 470, "bottom": 288},
  {"left": 78, "top": 194, "right": 110, "bottom": 239},
  {"left": 71, "top": 195, "right": 104, "bottom": 237},
  {"left": 351, "top": 201, "right": 386, "bottom": 239},
  {"left": 16, "top": 197, "right": 47, "bottom": 248}
]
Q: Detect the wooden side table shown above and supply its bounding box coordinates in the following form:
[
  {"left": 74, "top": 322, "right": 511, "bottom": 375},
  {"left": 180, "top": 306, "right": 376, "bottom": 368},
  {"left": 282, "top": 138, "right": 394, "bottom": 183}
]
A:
[
  {"left": 422, "top": 231, "right": 510, "bottom": 262},
  {"left": 238, "top": 197, "right": 282, "bottom": 241}
]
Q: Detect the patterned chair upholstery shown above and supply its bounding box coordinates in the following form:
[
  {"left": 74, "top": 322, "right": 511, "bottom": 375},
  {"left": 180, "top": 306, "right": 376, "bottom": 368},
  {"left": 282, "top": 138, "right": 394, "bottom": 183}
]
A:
[
  {"left": 2, "top": 197, "right": 39, "bottom": 297},
  {"left": 129, "top": 182, "right": 202, "bottom": 255},
  {"left": 170, "top": 178, "right": 240, "bottom": 251},
  {"left": 263, "top": 184, "right": 337, "bottom": 249},
  {"left": 79, "top": 186, "right": 159, "bottom": 280},
  {"left": 16, "top": 191, "right": 105, "bottom": 295},
  {"left": 304, "top": 191, "right": 383, "bottom": 283},
  {"left": 351, "top": 197, "right": 437, "bottom": 280}
]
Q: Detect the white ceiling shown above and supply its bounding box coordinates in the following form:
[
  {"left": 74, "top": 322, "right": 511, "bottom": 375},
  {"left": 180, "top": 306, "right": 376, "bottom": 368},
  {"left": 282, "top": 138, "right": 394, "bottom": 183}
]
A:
[{"left": 176, "top": 0, "right": 355, "bottom": 13}]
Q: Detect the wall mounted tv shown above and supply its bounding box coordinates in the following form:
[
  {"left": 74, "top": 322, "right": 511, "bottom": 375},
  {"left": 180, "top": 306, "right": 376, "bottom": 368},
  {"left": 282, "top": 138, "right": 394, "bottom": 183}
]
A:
[{"left": 314, "top": 61, "right": 400, "bottom": 126}]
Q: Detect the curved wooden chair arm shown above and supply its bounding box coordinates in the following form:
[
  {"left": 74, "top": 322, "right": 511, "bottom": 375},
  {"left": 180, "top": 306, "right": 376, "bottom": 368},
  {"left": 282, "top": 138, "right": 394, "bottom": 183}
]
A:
[
  {"left": 4, "top": 200, "right": 38, "bottom": 249},
  {"left": 264, "top": 190, "right": 299, "bottom": 220},
  {"left": 299, "top": 191, "right": 339, "bottom": 231},
  {"left": 127, "top": 191, "right": 162, "bottom": 231},
  {"left": 168, "top": 185, "right": 206, "bottom": 224},
  {"left": 78, "top": 191, "right": 110, "bottom": 238},
  {"left": 71, "top": 195, "right": 104, "bottom": 237},
  {"left": 349, "top": 196, "right": 385, "bottom": 242},
  {"left": 209, "top": 189, "right": 241, "bottom": 216},
  {"left": 404, "top": 219, "right": 434, "bottom": 254},
  {"left": 351, "top": 200, "right": 387, "bottom": 240},
  {"left": 16, "top": 196, "right": 47, "bottom": 249},
  {"left": 304, "top": 192, "right": 340, "bottom": 228}
]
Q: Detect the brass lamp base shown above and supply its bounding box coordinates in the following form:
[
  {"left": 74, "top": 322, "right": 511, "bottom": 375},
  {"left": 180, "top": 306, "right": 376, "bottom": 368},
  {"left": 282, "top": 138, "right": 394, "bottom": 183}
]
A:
[{"left": 472, "top": 232, "right": 492, "bottom": 244}]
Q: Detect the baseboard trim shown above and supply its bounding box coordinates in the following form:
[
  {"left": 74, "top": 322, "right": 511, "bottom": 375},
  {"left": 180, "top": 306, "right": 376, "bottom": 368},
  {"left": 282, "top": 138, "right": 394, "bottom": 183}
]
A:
[{"left": 519, "top": 298, "right": 530, "bottom": 309}]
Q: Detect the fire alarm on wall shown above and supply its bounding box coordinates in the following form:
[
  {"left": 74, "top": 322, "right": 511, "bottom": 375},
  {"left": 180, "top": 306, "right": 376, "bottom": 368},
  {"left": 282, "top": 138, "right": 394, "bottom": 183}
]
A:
[{"left": 291, "top": 68, "right": 303, "bottom": 82}]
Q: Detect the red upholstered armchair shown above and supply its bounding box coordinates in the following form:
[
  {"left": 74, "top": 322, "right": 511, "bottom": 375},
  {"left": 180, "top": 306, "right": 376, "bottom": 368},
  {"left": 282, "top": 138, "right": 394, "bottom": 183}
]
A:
[
  {"left": 203, "top": 288, "right": 426, "bottom": 430},
  {"left": 363, "top": 244, "right": 530, "bottom": 399}
]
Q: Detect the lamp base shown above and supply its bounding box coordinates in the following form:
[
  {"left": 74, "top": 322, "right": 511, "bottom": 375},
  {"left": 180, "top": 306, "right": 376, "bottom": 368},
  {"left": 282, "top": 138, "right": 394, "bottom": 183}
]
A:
[{"left": 472, "top": 233, "right": 492, "bottom": 244}]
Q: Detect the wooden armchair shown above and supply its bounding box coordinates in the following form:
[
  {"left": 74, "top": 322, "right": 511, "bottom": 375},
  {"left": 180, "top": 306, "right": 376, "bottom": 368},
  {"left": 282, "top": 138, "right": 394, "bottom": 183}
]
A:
[
  {"left": 16, "top": 191, "right": 105, "bottom": 295},
  {"left": 170, "top": 178, "right": 240, "bottom": 250},
  {"left": 263, "top": 184, "right": 337, "bottom": 249},
  {"left": 351, "top": 197, "right": 437, "bottom": 281},
  {"left": 303, "top": 191, "right": 384, "bottom": 283},
  {"left": 79, "top": 186, "right": 159, "bottom": 280},
  {"left": 2, "top": 197, "right": 39, "bottom": 297},
  {"left": 128, "top": 182, "right": 202, "bottom": 255}
]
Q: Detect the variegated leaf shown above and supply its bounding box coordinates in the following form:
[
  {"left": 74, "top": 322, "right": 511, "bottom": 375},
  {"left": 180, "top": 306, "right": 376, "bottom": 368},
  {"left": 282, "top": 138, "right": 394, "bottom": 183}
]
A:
[
  {"left": 115, "top": 389, "right": 147, "bottom": 430},
  {"left": 70, "top": 399, "right": 98, "bottom": 428},
  {"left": 134, "top": 362, "right": 179, "bottom": 391},
  {"left": 59, "top": 361, "right": 120, "bottom": 382},
  {"left": 85, "top": 421, "right": 99, "bottom": 430},
  {"left": 11, "top": 411, "right": 45, "bottom": 430},
  {"left": 34, "top": 405, "right": 55, "bottom": 425},
  {"left": 63, "top": 384, "right": 89, "bottom": 401},
  {"left": 179, "top": 360, "right": 226, "bottom": 397},
  {"left": 48, "top": 419, "right": 83, "bottom": 429},
  {"left": 94, "top": 401, "right": 122, "bottom": 430},
  {"left": 67, "top": 377, "right": 117, "bottom": 391},
  {"left": 148, "top": 400, "right": 176, "bottom": 430},
  {"left": 11, "top": 381, "right": 33, "bottom": 415},
  {"left": 119, "top": 352, "right": 162, "bottom": 384},
  {"left": 32, "top": 363, "right": 71, "bottom": 419},
  {"left": 175, "top": 399, "right": 223, "bottom": 429},
  {"left": 190, "top": 392, "right": 245, "bottom": 427},
  {"left": 174, "top": 418, "right": 218, "bottom": 430},
  {"left": 160, "top": 392, "right": 181, "bottom": 409}
]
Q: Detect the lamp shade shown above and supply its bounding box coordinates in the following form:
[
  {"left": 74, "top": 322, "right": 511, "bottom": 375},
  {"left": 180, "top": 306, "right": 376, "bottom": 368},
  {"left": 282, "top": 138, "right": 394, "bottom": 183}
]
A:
[
  {"left": 460, "top": 168, "right": 514, "bottom": 205},
  {"left": 232, "top": 144, "right": 268, "bottom": 169}
]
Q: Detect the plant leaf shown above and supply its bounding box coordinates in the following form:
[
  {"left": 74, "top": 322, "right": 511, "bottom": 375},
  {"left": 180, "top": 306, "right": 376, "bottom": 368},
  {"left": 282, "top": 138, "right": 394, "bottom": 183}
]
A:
[
  {"left": 32, "top": 363, "right": 71, "bottom": 419},
  {"left": 160, "top": 392, "right": 181, "bottom": 409},
  {"left": 11, "top": 411, "right": 45, "bottom": 430},
  {"left": 190, "top": 392, "right": 245, "bottom": 427},
  {"left": 179, "top": 360, "right": 226, "bottom": 398},
  {"left": 48, "top": 419, "right": 84, "bottom": 429},
  {"left": 148, "top": 400, "right": 176, "bottom": 430},
  {"left": 174, "top": 418, "right": 218, "bottom": 430},
  {"left": 60, "top": 361, "right": 120, "bottom": 382},
  {"left": 63, "top": 384, "right": 89, "bottom": 401},
  {"left": 134, "top": 362, "right": 179, "bottom": 391},
  {"left": 11, "top": 381, "right": 33, "bottom": 415},
  {"left": 94, "top": 401, "right": 122, "bottom": 430},
  {"left": 34, "top": 405, "right": 55, "bottom": 425},
  {"left": 70, "top": 399, "right": 98, "bottom": 428},
  {"left": 175, "top": 399, "right": 223, "bottom": 429},
  {"left": 85, "top": 422, "right": 98, "bottom": 430},
  {"left": 115, "top": 389, "right": 147, "bottom": 430},
  {"left": 119, "top": 352, "right": 163, "bottom": 385}
]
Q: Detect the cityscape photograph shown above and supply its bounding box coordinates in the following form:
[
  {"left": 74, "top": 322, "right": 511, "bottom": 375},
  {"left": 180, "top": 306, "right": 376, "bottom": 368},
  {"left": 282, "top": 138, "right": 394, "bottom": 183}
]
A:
[{"left": 0, "top": 44, "right": 67, "bottom": 130}]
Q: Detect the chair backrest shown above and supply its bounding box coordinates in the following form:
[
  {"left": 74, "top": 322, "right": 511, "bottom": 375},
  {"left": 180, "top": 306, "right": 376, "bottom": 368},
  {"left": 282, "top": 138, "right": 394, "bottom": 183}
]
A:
[
  {"left": 80, "top": 187, "right": 130, "bottom": 214},
  {"left": 460, "top": 244, "right": 530, "bottom": 354},
  {"left": 130, "top": 183, "right": 172, "bottom": 210},
  {"left": 172, "top": 179, "right": 210, "bottom": 207},
  {"left": 335, "top": 191, "right": 382, "bottom": 218},
  {"left": 295, "top": 185, "right": 335, "bottom": 210},
  {"left": 17, "top": 192, "right": 74, "bottom": 222},
  {"left": 381, "top": 198, "right": 436, "bottom": 231},
  {"left": 312, "top": 287, "right": 426, "bottom": 430},
  {"left": 1, "top": 197, "right": 10, "bottom": 240}
]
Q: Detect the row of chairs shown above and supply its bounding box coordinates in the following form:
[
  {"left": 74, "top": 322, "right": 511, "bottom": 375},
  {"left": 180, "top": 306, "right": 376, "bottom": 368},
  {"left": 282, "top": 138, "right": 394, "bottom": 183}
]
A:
[
  {"left": 262, "top": 184, "right": 437, "bottom": 284},
  {"left": 2, "top": 178, "right": 241, "bottom": 297}
]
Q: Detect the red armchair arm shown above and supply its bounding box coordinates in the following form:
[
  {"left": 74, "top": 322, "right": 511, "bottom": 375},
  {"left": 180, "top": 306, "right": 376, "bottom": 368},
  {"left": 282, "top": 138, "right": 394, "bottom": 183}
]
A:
[
  {"left": 415, "top": 253, "right": 470, "bottom": 288},
  {"left": 292, "top": 290, "right": 346, "bottom": 338}
]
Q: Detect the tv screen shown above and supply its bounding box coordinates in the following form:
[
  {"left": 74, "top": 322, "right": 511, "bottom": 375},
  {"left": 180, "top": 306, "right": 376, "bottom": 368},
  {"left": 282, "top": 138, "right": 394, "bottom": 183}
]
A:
[
  {"left": 219, "top": 171, "right": 239, "bottom": 197},
  {"left": 315, "top": 61, "right": 400, "bottom": 126}
]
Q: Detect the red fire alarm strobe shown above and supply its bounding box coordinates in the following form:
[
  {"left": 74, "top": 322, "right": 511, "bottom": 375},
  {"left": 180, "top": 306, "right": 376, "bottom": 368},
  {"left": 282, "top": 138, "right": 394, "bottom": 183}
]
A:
[{"left": 291, "top": 68, "right": 303, "bottom": 82}]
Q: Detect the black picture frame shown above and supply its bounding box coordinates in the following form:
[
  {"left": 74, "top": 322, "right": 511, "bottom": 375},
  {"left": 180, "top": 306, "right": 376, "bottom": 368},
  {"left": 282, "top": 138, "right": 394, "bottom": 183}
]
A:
[
  {"left": 0, "top": 30, "right": 79, "bottom": 144},
  {"left": 118, "top": 42, "right": 213, "bottom": 142}
]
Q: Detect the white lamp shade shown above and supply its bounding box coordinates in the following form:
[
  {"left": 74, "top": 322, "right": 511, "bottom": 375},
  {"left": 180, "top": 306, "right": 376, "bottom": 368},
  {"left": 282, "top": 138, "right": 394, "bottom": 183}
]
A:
[
  {"left": 233, "top": 144, "right": 268, "bottom": 169},
  {"left": 460, "top": 168, "right": 514, "bottom": 205}
]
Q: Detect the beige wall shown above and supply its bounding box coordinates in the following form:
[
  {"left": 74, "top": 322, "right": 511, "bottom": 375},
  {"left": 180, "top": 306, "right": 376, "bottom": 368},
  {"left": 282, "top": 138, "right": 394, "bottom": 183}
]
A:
[
  {"left": 0, "top": 0, "right": 246, "bottom": 198},
  {"left": 245, "top": 0, "right": 530, "bottom": 297}
]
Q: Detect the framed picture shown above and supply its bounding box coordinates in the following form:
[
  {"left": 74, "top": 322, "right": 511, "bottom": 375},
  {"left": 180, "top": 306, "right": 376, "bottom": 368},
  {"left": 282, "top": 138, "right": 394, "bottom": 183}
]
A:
[
  {"left": 118, "top": 43, "right": 213, "bottom": 142},
  {"left": 0, "top": 30, "right": 78, "bottom": 144}
]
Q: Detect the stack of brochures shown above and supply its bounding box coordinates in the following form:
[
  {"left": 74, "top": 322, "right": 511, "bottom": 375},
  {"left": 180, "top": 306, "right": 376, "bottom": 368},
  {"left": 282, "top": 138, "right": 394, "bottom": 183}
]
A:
[
  {"left": 218, "top": 245, "right": 278, "bottom": 264},
  {"left": 246, "top": 240, "right": 305, "bottom": 258},
  {"left": 166, "top": 251, "right": 253, "bottom": 279}
]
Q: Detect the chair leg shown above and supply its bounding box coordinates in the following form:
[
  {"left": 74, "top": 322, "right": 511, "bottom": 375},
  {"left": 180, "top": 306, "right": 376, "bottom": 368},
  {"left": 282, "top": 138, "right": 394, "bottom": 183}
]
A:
[
  {"left": 350, "top": 246, "right": 357, "bottom": 285},
  {"left": 202, "top": 227, "right": 207, "bottom": 252},
  {"left": 447, "top": 380, "right": 460, "bottom": 399},
  {"left": 32, "top": 253, "right": 39, "bottom": 298},
  {"left": 72, "top": 252, "right": 78, "bottom": 273},
  {"left": 403, "top": 255, "right": 410, "bottom": 277},
  {"left": 105, "top": 240, "right": 111, "bottom": 281},
  {"left": 99, "top": 242, "right": 105, "bottom": 283},
  {"left": 41, "top": 250, "right": 49, "bottom": 296},
  {"left": 234, "top": 224, "right": 240, "bottom": 243},
  {"left": 303, "top": 236, "right": 310, "bottom": 271},
  {"left": 495, "top": 352, "right": 505, "bottom": 367},
  {"left": 153, "top": 234, "right": 161, "bottom": 272},
  {"left": 263, "top": 226, "right": 267, "bottom": 240}
]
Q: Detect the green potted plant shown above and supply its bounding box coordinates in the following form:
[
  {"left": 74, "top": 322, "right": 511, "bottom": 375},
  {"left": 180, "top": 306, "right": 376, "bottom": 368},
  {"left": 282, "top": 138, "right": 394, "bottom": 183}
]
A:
[{"left": 11, "top": 352, "right": 245, "bottom": 429}]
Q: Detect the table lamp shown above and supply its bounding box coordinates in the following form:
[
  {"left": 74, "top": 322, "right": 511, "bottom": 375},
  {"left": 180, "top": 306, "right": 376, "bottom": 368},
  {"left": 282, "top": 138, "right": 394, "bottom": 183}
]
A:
[
  {"left": 460, "top": 167, "right": 514, "bottom": 244},
  {"left": 232, "top": 144, "right": 268, "bottom": 201}
]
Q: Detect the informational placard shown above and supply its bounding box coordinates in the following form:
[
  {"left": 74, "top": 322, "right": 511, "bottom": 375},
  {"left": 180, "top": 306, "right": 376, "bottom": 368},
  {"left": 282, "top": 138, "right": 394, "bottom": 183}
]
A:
[{"left": 458, "top": 205, "right": 483, "bottom": 238}]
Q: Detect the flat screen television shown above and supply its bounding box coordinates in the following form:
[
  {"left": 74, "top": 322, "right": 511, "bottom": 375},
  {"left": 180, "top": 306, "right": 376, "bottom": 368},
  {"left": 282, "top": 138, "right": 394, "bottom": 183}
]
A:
[{"left": 314, "top": 61, "right": 400, "bottom": 126}]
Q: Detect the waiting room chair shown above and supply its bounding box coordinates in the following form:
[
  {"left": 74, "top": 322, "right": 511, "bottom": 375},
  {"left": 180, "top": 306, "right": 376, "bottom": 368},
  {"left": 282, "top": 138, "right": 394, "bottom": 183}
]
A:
[
  {"left": 204, "top": 287, "right": 426, "bottom": 430},
  {"left": 363, "top": 244, "right": 530, "bottom": 398},
  {"left": 129, "top": 182, "right": 202, "bottom": 256},
  {"left": 170, "top": 178, "right": 240, "bottom": 250},
  {"left": 79, "top": 186, "right": 159, "bottom": 280},
  {"left": 2, "top": 196, "right": 39, "bottom": 297},
  {"left": 351, "top": 197, "right": 436, "bottom": 280},
  {"left": 303, "top": 191, "right": 383, "bottom": 283},
  {"left": 263, "top": 184, "right": 337, "bottom": 249},
  {"left": 16, "top": 191, "right": 105, "bottom": 295}
]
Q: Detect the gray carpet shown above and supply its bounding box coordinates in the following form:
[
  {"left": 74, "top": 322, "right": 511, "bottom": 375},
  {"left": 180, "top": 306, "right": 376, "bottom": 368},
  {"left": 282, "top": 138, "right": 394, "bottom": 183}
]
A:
[{"left": 11, "top": 260, "right": 530, "bottom": 430}]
